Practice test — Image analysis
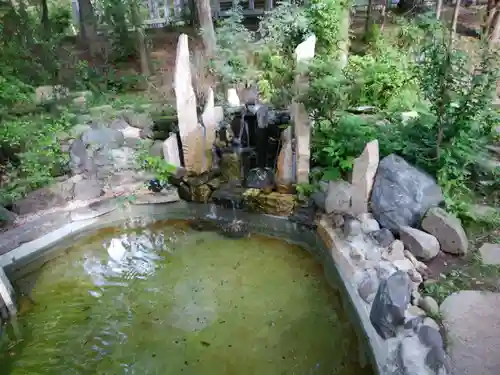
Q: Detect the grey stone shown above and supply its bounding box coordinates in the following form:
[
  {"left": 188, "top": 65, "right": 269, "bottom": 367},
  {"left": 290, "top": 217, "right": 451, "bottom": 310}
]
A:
[
  {"left": 399, "top": 226, "right": 440, "bottom": 261},
  {"left": 0, "top": 212, "right": 71, "bottom": 255},
  {"left": 358, "top": 213, "right": 380, "bottom": 233},
  {"left": 382, "top": 240, "right": 406, "bottom": 262},
  {"left": 400, "top": 334, "right": 445, "bottom": 375},
  {"left": 421, "top": 207, "right": 468, "bottom": 255},
  {"left": 325, "top": 180, "right": 352, "bottom": 213},
  {"left": 375, "top": 260, "right": 396, "bottom": 280},
  {"left": 343, "top": 218, "right": 362, "bottom": 237},
  {"left": 131, "top": 189, "right": 180, "bottom": 205},
  {"left": 311, "top": 191, "right": 326, "bottom": 211},
  {"left": 81, "top": 128, "right": 124, "bottom": 150},
  {"left": 479, "top": 243, "right": 500, "bottom": 265},
  {"left": 418, "top": 325, "right": 449, "bottom": 373},
  {"left": 69, "top": 124, "right": 91, "bottom": 139},
  {"left": 150, "top": 140, "right": 164, "bottom": 158},
  {"left": 12, "top": 178, "right": 76, "bottom": 215},
  {"left": 407, "top": 305, "right": 426, "bottom": 318},
  {"left": 404, "top": 316, "right": 424, "bottom": 332},
  {"left": 123, "top": 111, "right": 154, "bottom": 129},
  {"left": 370, "top": 154, "right": 444, "bottom": 232},
  {"left": 0, "top": 207, "right": 16, "bottom": 228},
  {"left": 109, "top": 118, "right": 129, "bottom": 130},
  {"left": 369, "top": 270, "right": 412, "bottom": 339},
  {"left": 441, "top": 291, "right": 500, "bottom": 375},
  {"left": 418, "top": 296, "right": 439, "bottom": 317},
  {"left": 70, "top": 199, "right": 117, "bottom": 221},
  {"left": 357, "top": 269, "right": 379, "bottom": 303},
  {"left": 423, "top": 317, "right": 440, "bottom": 331},
  {"left": 73, "top": 177, "right": 103, "bottom": 201},
  {"left": 369, "top": 228, "right": 395, "bottom": 248}
]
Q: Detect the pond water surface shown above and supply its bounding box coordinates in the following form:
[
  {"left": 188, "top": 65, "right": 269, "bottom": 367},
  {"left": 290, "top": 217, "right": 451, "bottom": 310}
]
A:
[{"left": 0, "top": 220, "right": 374, "bottom": 375}]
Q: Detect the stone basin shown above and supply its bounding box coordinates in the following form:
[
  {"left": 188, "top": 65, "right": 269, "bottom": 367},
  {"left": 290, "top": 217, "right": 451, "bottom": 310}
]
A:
[{"left": 0, "top": 202, "right": 384, "bottom": 375}]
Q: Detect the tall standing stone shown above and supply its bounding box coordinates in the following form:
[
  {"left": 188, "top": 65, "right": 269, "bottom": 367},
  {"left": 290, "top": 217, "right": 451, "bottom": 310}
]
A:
[
  {"left": 163, "top": 133, "right": 181, "bottom": 168},
  {"left": 227, "top": 88, "right": 241, "bottom": 108},
  {"left": 201, "top": 87, "right": 223, "bottom": 171},
  {"left": 174, "top": 33, "right": 203, "bottom": 173},
  {"left": 276, "top": 126, "right": 294, "bottom": 193},
  {"left": 293, "top": 34, "right": 316, "bottom": 184},
  {"left": 351, "top": 140, "right": 379, "bottom": 215}
]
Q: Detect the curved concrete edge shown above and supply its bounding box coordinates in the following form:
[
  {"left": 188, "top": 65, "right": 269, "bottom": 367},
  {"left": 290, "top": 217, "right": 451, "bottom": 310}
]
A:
[{"left": 0, "top": 202, "right": 385, "bottom": 375}]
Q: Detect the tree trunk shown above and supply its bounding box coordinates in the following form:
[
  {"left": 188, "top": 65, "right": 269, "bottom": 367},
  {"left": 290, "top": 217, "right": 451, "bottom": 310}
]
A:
[
  {"left": 365, "top": 0, "right": 374, "bottom": 34},
  {"left": 483, "top": 0, "right": 496, "bottom": 36},
  {"left": 130, "top": 0, "right": 150, "bottom": 76},
  {"left": 489, "top": 8, "right": 500, "bottom": 42},
  {"left": 338, "top": 4, "right": 350, "bottom": 68},
  {"left": 436, "top": 0, "right": 443, "bottom": 20},
  {"left": 195, "top": 0, "right": 216, "bottom": 56},
  {"left": 77, "top": 0, "right": 99, "bottom": 57},
  {"left": 41, "top": 0, "right": 49, "bottom": 34},
  {"left": 450, "top": 0, "right": 461, "bottom": 47}
]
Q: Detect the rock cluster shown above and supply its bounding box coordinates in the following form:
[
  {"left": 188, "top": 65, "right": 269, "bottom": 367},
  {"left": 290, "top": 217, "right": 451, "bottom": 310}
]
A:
[{"left": 316, "top": 142, "right": 470, "bottom": 375}]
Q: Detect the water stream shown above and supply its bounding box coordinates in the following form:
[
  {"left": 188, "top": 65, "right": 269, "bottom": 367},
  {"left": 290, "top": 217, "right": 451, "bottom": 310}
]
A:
[{"left": 0, "top": 221, "right": 374, "bottom": 375}]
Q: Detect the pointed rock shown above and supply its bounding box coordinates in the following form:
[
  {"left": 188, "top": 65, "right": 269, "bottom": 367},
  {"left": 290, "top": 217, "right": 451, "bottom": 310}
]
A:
[
  {"left": 399, "top": 226, "right": 440, "bottom": 261},
  {"left": 351, "top": 140, "right": 379, "bottom": 215}
]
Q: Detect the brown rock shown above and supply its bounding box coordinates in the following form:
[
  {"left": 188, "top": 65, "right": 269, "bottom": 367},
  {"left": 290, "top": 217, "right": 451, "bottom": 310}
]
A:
[
  {"left": 243, "top": 189, "right": 295, "bottom": 216},
  {"left": 421, "top": 207, "right": 468, "bottom": 255}
]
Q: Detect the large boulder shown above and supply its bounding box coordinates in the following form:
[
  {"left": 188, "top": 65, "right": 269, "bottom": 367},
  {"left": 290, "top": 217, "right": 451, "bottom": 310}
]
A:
[
  {"left": 440, "top": 291, "right": 500, "bottom": 375},
  {"left": 369, "top": 270, "right": 412, "bottom": 339},
  {"left": 370, "top": 154, "right": 444, "bottom": 232}
]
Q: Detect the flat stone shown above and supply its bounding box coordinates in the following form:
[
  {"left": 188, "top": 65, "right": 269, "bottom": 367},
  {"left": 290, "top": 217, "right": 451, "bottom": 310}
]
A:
[
  {"left": 479, "top": 243, "right": 500, "bottom": 265},
  {"left": 0, "top": 207, "right": 17, "bottom": 228},
  {"left": 73, "top": 177, "right": 103, "bottom": 201},
  {"left": 131, "top": 190, "right": 180, "bottom": 205},
  {"left": 70, "top": 199, "right": 118, "bottom": 221},
  {"left": 399, "top": 226, "right": 440, "bottom": 261},
  {"left": 123, "top": 111, "right": 154, "bottom": 129},
  {"left": 12, "top": 178, "right": 76, "bottom": 215},
  {"left": 441, "top": 291, "right": 500, "bottom": 375},
  {"left": 421, "top": 207, "right": 468, "bottom": 255},
  {"left": 0, "top": 212, "right": 71, "bottom": 255}
]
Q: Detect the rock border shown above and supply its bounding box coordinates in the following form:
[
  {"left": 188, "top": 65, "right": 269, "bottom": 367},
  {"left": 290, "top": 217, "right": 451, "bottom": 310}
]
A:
[{"left": 0, "top": 201, "right": 449, "bottom": 375}]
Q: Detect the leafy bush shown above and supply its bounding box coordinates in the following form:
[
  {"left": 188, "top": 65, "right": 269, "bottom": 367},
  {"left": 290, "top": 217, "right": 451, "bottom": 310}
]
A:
[{"left": 0, "top": 112, "right": 73, "bottom": 205}]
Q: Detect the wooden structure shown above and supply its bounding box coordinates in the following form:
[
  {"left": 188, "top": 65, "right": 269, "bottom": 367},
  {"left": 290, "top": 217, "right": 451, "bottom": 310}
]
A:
[{"left": 71, "top": 0, "right": 275, "bottom": 30}]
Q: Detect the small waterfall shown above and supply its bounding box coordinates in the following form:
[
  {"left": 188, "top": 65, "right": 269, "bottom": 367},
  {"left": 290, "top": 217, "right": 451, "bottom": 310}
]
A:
[
  {"left": 231, "top": 200, "right": 237, "bottom": 220},
  {"left": 201, "top": 124, "right": 207, "bottom": 172},
  {"left": 206, "top": 203, "right": 218, "bottom": 219}
]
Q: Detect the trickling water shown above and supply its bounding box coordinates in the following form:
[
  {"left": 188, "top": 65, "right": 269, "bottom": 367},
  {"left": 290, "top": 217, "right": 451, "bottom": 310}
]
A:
[
  {"left": 201, "top": 124, "right": 207, "bottom": 172},
  {"left": 0, "top": 221, "right": 374, "bottom": 375},
  {"left": 206, "top": 203, "right": 218, "bottom": 219}
]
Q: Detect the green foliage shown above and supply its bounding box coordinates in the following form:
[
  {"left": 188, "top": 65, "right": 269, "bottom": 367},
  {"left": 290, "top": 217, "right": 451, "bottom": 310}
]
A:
[
  {"left": 210, "top": 3, "right": 256, "bottom": 87},
  {"left": 141, "top": 156, "right": 177, "bottom": 186},
  {"left": 305, "top": 0, "right": 351, "bottom": 57},
  {"left": 0, "top": 112, "right": 73, "bottom": 205}
]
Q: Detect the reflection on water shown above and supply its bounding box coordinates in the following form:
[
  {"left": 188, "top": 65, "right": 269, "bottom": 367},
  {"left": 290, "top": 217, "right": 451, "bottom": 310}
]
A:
[{"left": 0, "top": 221, "right": 374, "bottom": 375}]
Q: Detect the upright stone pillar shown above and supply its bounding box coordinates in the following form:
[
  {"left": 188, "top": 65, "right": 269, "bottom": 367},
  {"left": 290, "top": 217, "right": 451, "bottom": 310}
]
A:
[
  {"left": 174, "top": 33, "right": 206, "bottom": 174},
  {"left": 350, "top": 140, "right": 379, "bottom": 215},
  {"left": 275, "top": 126, "right": 294, "bottom": 193},
  {"left": 201, "top": 87, "right": 224, "bottom": 171},
  {"left": 292, "top": 34, "right": 316, "bottom": 184}
]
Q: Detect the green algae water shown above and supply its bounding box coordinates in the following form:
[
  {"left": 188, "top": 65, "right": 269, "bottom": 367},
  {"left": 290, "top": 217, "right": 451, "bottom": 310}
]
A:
[{"left": 0, "top": 221, "right": 374, "bottom": 375}]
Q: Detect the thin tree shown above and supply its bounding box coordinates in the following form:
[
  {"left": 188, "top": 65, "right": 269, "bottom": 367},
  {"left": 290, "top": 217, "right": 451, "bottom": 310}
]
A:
[
  {"left": 77, "top": 0, "right": 99, "bottom": 57},
  {"left": 195, "top": 0, "right": 217, "bottom": 56},
  {"left": 436, "top": 0, "right": 443, "bottom": 20}
]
